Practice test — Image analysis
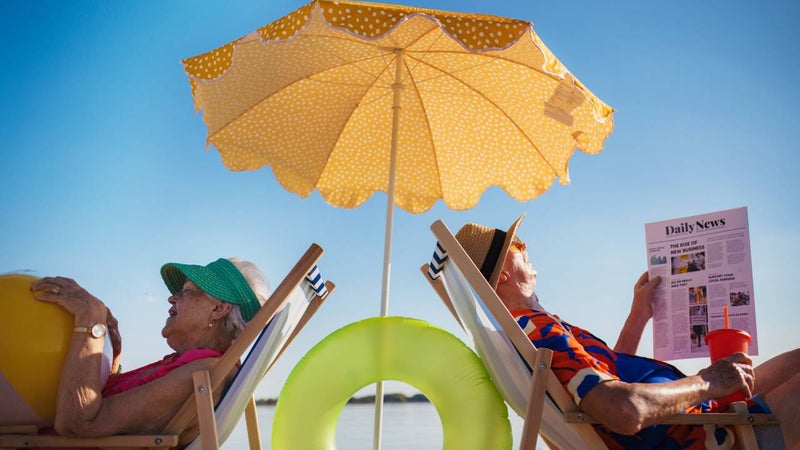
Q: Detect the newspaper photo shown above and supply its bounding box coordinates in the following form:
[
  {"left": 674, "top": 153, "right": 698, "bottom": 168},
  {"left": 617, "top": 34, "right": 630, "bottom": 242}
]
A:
[{"left": 645, "top": 207, "right": 758, "bottom": 361}]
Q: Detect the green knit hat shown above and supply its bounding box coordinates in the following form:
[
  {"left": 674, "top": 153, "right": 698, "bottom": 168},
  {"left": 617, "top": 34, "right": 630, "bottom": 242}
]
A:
[{"left": 160, "top": 258, "right": 261, "bottom": 322}]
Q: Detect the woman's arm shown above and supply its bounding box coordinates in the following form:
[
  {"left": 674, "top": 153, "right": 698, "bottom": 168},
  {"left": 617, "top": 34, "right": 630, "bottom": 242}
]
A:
[
  {"left": 56, "top": 358, "right": 222, "bottom": 436},
  {"left": 33, "top": 277, "right": 110, "bottom": 432},
  {"left": 614, "top": 272, "right": 660, "bottom": 354},
  {"left": 32, "top": 277, "right": 227, "bottom": 436}
]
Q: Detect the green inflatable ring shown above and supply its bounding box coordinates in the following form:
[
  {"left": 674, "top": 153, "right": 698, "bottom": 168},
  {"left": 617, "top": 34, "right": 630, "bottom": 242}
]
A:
[{"left": 272, "top": 316, "right": 511, "bottom": 449}]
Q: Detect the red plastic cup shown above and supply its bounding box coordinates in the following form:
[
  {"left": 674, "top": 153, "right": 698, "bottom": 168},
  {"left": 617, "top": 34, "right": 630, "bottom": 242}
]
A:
[{"left": 704, "top": 328, "right": 752, "bottom": 409}]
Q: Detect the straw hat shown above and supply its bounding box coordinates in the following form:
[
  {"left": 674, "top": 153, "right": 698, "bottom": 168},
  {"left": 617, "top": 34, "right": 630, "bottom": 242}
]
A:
[{"left": 454, "top": 213, "right": 525, "bottom": 288}]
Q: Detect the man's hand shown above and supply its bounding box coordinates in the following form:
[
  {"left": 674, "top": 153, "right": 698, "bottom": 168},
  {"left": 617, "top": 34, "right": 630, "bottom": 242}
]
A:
[
  {"left": 698, "top": 352, "right": 755, "bottom": 400},
  {"left": 614, "top": 272, "right": 661, "bottom": 354},
  {"left": 631, "top": 271, "right": 661, "bottom": 322}
]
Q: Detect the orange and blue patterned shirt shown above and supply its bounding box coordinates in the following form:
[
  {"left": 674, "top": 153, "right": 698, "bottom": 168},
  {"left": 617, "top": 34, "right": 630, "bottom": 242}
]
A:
[{"left": 511, "top": 308, "right": 768, "bottom": 450}]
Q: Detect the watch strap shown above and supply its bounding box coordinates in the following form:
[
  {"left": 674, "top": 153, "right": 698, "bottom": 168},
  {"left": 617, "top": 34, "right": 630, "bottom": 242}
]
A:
[{"left": 74, "top": 323, "right": 107, "bottom": 338}]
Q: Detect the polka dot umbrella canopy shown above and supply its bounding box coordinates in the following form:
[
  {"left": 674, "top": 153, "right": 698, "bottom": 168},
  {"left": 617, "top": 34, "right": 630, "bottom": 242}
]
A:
[{"left": 182, "top": 0, "right": 614, "bottom": 317}]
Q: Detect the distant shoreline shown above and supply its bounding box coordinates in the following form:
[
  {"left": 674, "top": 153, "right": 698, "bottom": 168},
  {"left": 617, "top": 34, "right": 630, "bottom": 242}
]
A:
[{"left": 255, "top": 392, "right": 430, "bottom": 406}]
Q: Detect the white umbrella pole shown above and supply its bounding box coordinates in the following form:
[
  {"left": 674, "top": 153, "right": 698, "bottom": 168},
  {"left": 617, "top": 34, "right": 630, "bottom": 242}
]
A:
[{"left": 373, "top": 48, "right": 404, "bottom": 450}]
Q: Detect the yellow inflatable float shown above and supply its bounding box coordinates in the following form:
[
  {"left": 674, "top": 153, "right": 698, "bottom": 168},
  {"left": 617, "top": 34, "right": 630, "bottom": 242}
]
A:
[
  {"left": 272, "top": 316, "right": 511, "bottom": 449},
  {"left": 0, "top": 274, "right": 112, "bottom": 427}
]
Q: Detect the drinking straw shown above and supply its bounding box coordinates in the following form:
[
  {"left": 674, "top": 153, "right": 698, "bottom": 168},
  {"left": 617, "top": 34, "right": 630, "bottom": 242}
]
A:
[{"left": 723, "top": 305, "right": 729, "bottom": 328}]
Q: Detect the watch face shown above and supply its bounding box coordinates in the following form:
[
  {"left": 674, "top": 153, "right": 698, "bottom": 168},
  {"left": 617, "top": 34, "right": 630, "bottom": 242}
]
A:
[{"left": 91, "top": 323, "right": 107, "bottom": 338}]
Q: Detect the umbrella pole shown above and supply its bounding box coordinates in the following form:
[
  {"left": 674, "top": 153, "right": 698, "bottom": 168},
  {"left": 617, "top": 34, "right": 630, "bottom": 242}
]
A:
[{"left": 373, "top": 48, "right": 404, "bottom": 450}]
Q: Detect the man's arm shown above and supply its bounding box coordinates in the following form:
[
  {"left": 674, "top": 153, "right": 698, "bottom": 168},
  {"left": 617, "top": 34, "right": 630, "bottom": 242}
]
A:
[
  {"left": 614, "top": 272, "right": 660, "bottom": 354},
  {"left": 513, "top": 305, "right": 752, "bottom": 436},
  {"left": 579, "top": 353, "right": 755, "bottom": 434}
]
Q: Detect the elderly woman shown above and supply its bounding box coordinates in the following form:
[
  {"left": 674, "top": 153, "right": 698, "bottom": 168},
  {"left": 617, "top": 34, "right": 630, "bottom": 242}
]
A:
[{"left": 30, "top": 257, "right": 269, "bottom": 438}]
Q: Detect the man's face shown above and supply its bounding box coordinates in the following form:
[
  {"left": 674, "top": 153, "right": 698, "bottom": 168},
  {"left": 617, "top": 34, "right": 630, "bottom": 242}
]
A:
[{"left": 496, "top": 240, "right": 538, "bottom": 307}]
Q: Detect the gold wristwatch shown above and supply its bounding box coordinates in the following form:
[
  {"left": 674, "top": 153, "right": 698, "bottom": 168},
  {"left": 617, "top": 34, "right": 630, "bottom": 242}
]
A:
[{"left": 74, "top": 323, "right": 107, "bottom": 338}]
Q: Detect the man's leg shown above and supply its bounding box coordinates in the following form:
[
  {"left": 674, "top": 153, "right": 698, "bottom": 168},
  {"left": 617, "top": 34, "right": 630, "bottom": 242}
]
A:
[
  {"left": 756, "top": 349, "right": 800, "bottom": 450},
  {"left": 753, "top": 349, "right": 800, "bottom": 397}
]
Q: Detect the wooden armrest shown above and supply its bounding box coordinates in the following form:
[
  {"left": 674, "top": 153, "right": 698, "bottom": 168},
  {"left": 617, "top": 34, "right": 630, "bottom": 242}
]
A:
[
  {"left": 564, "top": 406, "right": 778, "bottom": 426},
  {"left": 0, "top": 425, "right": 38, "bottom": 435},
  {"left": 0, "top": 434, "right": 179, "bottom": 448},
  {"left": 565, "top": 411, "right": 777, "bottom": 425}
]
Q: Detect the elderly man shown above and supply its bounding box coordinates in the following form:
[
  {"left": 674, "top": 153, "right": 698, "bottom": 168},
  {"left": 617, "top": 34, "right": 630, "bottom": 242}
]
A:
[{"left": 455, "top": 214, "right": 799, "bottom": 450}]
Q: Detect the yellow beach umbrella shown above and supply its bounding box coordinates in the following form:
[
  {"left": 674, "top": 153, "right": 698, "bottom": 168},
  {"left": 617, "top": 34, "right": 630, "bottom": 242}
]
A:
[
  {"left": 183, "top": 0, "right": 613, "bottom": 310},
  {"left": 182, "top": 2, "right": 613, "bottom": 445}
]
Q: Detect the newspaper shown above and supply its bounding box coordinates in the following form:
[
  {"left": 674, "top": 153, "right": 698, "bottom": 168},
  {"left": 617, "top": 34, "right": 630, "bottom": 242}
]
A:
[{"left": 645, "top": 207, "right": 758, "bottom": 361}]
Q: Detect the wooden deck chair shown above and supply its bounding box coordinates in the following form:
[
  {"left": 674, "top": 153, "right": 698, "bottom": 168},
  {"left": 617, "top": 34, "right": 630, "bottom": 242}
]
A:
[
  {"left": 0, "top": 243, "right": 333, "bottom": 450},
  {"left": 424, "top": 220, "right": 781, "bottom": 450}
]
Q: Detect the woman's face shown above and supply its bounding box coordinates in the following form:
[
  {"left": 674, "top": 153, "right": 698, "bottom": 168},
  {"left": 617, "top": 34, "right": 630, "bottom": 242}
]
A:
[{"left": 162, "top": 280, "right": 219, "bottom": 351}]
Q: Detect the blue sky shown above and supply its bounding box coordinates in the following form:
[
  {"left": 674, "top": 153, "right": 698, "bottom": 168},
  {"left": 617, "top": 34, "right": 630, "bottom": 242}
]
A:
[{"left": 1, "top": 0, "right": 798, "bottom": 404}]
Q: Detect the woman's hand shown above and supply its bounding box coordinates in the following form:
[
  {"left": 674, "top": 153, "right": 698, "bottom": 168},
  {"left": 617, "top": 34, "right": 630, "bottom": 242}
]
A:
[
  {"left": 106, "top": 309, "right": 123, "bottom": 374},
  {"left": 32, "top": 276, "right": 108, "bottom": 325},
  {"left": 33, "top": 276, "right": 122, "bottom": 373}
]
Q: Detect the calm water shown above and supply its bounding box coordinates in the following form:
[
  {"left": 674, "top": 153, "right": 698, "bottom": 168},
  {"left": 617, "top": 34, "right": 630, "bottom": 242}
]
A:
[{"left": 221, "top": 403, "right": 536, "bottom": 449}]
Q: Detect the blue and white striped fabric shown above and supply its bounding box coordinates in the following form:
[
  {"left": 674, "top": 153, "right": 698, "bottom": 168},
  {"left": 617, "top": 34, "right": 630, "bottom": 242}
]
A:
[
  {"left": 303, "top": 265, "right": 328, "bottom": 299},
  {"left": 427, "top": 241, "right": 448, "bottom": 281}
]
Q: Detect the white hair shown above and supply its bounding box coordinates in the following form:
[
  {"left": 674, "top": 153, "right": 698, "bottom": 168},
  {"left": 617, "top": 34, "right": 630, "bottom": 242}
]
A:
[{"left": 221, "top": 257, "right": 270, "bottom": 340}]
